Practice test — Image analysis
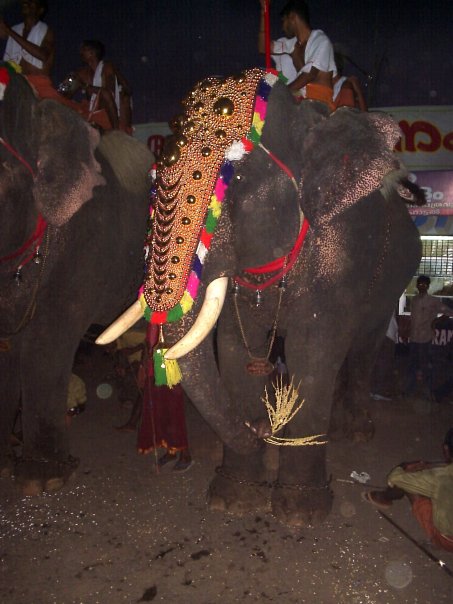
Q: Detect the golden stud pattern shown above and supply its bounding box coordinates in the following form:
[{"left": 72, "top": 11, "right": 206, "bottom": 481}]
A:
[{"left": 144, "top": 68, "right": 263, "bottom": 312}]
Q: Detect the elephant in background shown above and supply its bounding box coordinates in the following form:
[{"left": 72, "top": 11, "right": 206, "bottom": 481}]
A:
[
  {"left": 100, "top": 71, "right": 422, "bottom": 526},
  {"left": 0, "top": 75, "right": 152, "bottom": 494}
]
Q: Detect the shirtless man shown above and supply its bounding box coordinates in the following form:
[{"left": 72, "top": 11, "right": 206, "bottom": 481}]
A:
[
  {"left": 258, "top": 0, "right": 336, "bottom": 108},
  {"left": 0, "top": 0, "right": 54, "bottom": 76}
]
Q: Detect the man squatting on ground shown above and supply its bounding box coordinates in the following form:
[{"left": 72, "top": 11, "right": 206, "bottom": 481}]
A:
[
  {"left": 258, "top": 0, "right": 337, "bottom": 109},
  {"left": 363, "top": 428, "right": 453, "bottom": 552}
]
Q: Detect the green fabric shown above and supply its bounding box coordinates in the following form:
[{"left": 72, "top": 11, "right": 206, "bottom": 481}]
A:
[{"left": 388, "top": 464, "right": 453, "bottom": 535}]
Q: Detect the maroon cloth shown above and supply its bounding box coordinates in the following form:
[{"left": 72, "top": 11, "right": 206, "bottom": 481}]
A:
[{"left": 137, "top": 323, "right": 189, "bottom": 454}]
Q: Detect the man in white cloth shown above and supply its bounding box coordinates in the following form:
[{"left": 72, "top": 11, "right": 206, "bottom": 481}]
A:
[
  {"left": 1, "top": 0, "right": 54, "bottom": 79},
  {"left": 71, "top": 40, "right": 132, "bottom": 133},
  {"left": 258, "top": 0, "right": 336, "bottom": 109}
]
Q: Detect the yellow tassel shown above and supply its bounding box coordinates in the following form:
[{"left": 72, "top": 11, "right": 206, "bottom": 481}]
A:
[{"left": 162, "top": 353, "right": 183, "bottom": 388}]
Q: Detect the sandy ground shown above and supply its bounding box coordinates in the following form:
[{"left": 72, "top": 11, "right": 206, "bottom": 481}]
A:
[{"left": 1, "top": 346, "right": 453, "bottom": 604}]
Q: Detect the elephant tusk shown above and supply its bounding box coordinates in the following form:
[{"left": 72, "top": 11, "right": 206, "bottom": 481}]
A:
[
  {"left": 165, "top": 277, "right": 228, "bottom": 360},
  {"left": 95, "top": 300, "right": 143, "bottom": 345}
]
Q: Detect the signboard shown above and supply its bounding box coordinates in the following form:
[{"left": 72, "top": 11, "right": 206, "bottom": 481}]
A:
[
  {"left": 377, "top": 106, "right": 453, "bottom": 171},
  {"left": 408, "top": 170, "right": 453, "bottom": 215}
]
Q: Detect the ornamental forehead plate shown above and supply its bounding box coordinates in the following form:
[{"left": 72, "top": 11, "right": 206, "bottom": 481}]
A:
[{"left": 143, "top": 68, "right": 264, "bottom": 313}]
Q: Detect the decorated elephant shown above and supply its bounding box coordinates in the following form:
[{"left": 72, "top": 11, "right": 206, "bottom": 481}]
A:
[
  {"left": 99, "top": 69, "right": 422, "bottom": 526},
  {"left": 0, "top": 75, "right": 152, "bottom": 494}
]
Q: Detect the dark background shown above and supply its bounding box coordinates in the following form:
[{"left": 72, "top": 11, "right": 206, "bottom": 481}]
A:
[{"left": 1, "top": 0, "right": 451, "bottom": 124}]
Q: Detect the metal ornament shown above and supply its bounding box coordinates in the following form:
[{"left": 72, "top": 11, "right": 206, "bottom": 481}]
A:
[
  {"left": 13, "top": 268, "right": 22, "bottom": 284},
  {"left": 246, "top": 358, "right": 274, "bottom": 376}
]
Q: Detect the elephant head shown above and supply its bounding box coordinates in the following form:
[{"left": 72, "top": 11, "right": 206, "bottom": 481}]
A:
[{"left": 0, "top": 74, "right": 105, "bottom": 239}]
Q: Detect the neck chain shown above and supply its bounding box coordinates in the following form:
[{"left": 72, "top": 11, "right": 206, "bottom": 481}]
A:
[{"left": 232, "top": 273, "right": 286, "bottom": 376}]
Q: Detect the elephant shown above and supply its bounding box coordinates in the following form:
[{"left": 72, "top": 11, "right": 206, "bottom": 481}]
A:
[
  {"left": 0, "top": 75, "right": 152, "bottom": 495},
  {"left": 99, "top": 69, "right": 423, "bottom": 526}
]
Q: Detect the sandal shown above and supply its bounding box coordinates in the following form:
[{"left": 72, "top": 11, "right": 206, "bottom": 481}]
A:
[
  {"left": 361, "top": 490, "right": 392, "bottom": 510},
  {"left": 173, "top": 458, "right": 193, "bottom": 473},
  {"left": 157, "top": 452, "right": 177, "bottom": 467}
]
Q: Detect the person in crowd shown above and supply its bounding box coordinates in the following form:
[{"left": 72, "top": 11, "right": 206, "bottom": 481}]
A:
[
  {"left": 362, "top": 428, "right": 453, "bottom": 552},
  {"left": 137, "top": 323, "right": 192, "bottom": 472},
  {"left": 68, "top": 40, "right": 132, "bottom": 133},
  {"left": 332, "top": 51, "right": 367, "bottom": 110},
  {"left": 404, "top": 275, "right": 453, "bottom": 397},
  {"left": 258, "top": 0, "right": 336, "bottom": 108}
]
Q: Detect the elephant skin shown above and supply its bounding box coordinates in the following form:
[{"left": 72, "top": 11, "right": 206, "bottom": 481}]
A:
[
  {"left": 0, "top": 75, "right": 152, "bottom": 494},
  {"left": 160, "top": 80, "right": 422, "bottom": 526}
]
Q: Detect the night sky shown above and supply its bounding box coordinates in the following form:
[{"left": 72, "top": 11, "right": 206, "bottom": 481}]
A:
[{"left": 1, "top": 0, "right": 451, "bottom": 124}]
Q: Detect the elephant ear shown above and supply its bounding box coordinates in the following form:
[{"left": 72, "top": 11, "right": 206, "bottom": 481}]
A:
[
  {"left": 32, "top": 99, "right": 106, "bottom": 226},
  {"left": 300, "top": 108, "right": 401, "bottom": 226},
  {"left": 1, "top": 74, "right": 39, "bottom": 168}
]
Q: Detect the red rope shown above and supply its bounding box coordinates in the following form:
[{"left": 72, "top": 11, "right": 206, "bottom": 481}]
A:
[
  {"left": 0, "top": 136, "right": 35, "bottom": 178},
  {"left": 264, "top": 0, "right": 271, "bottom": 70},
  {"left": 0, "top": 136, "right": 46, "bottom": 266},
  {"left": 234, "top": 218, "right": 309, "bottom": 291},
  {"left": 0, "top": 214, "right": 47, "bottom": 263}
]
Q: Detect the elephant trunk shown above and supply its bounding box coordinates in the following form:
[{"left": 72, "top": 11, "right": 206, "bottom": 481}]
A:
[{"left": 165, "top": 277, "right": 228, "bottom": 360}]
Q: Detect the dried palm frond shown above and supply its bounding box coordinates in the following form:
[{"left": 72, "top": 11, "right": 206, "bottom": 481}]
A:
[{"left": 262, "top": 375, "right": 327, "bottom": 447}]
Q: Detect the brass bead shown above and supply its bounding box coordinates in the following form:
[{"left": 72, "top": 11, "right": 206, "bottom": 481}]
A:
[
  {"left": 201, "top": 147, "right": 211, "bottom": 157},
  {"left": 194, "top": 101, "right": 204, "bottom": 111},
  {"left": 182, "top": 217, "right": 191, "bottom": 225},
  {"left": 165, "top": 287, "right": 173, "bottom": 294},
  {"left": 215, "top": 129, "right": 226, "bottom": 139},
  {"left": 192, "top": 170, "right": 202, "bottom": 180},
  {"left": 168, "top": 273, "right": 177, "bottom": 280},
  {"left": 213, "top": 97, "right": 235, "bottom": 117},
  {"left": 187, "top": 195, "right": 196, "bottom": 204},
  {"left": 162, "top": 139, "right": 180, "bottom": 167},
  {"left": 184, "top": 120, "right": 196, "bottom": 134},
  {"left": 176, "top": 134, "right": 188, "bottom": 147},
  {"left": 176, "top": 236, "right": 184, "bottom": 244},
  {"left": 171, "top": 256, "right": 180, "bottom": 264}
]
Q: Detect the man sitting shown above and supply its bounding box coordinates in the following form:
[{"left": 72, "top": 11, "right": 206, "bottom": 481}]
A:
[{"left": 362, "top": 428, "right": 453, "bottom": 552}]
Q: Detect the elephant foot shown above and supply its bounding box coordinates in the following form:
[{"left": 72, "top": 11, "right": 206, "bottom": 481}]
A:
[
  {"left": 271, "top": 483, "right": 333, "bottom": 527},
  {"left": 207, "top": 467, "right": 272, "bottom": 516},
  {"left": 14, "top": 455, "right": 79, "bottom": 496}
]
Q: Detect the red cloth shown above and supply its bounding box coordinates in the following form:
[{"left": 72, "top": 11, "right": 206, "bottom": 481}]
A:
[
  {"left": 137, "top": 323, "right": 189, "bottom": 454},
  {"left": 411, "top": 496, "right": 453, "bottom": 552},
  {"left": 334, "top": 86, "right": 356, "bottom": 109}
]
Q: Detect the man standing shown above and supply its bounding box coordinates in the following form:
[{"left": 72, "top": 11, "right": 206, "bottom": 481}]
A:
[
  {"left": 405, "top": 275, "right": 453, "bottom": 396},
  {"left": 258, "top": 0, "right": 336, "bottom": 108}
]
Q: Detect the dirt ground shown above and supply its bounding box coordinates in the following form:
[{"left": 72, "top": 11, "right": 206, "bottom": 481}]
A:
[{"left": 1, "top": 345, "right": 453, "bottom": 604}]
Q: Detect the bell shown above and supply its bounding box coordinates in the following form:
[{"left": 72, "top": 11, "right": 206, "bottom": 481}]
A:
[
  {"left": 255, "top": 290, "right": 262, "bottom": 307},
  {"left": 14, "top": 268, "right": 22, "bottom": 284},
  {"left": 278, "top": 275, "right": 287, "bottom": 290},
  {"left": 33, "top": 250, "right": 42, "bottom": 264},
  {"left": 231, "top": 282, "right": 240, "bottom": 296}
]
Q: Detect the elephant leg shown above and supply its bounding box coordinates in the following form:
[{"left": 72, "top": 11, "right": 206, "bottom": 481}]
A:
[
  {"left": 14, "top": 328, "right": 80, "bottom": 495},
  {"left": 329, "top": 322, "right": 388, "bottom": 442},
  {"left": 193, "top": 304, "right": 275, "bottom": 515},
  {"left": 0, "top": 342, "right": 21, "bottom": 478},
  {"left": 270, "top": 323, "right": 346, "bottom": 526}
]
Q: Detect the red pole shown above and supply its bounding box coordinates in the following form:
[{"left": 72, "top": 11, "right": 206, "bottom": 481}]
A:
[{"left": 264, "top": 0, "right": 271, "bottom": 69}]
